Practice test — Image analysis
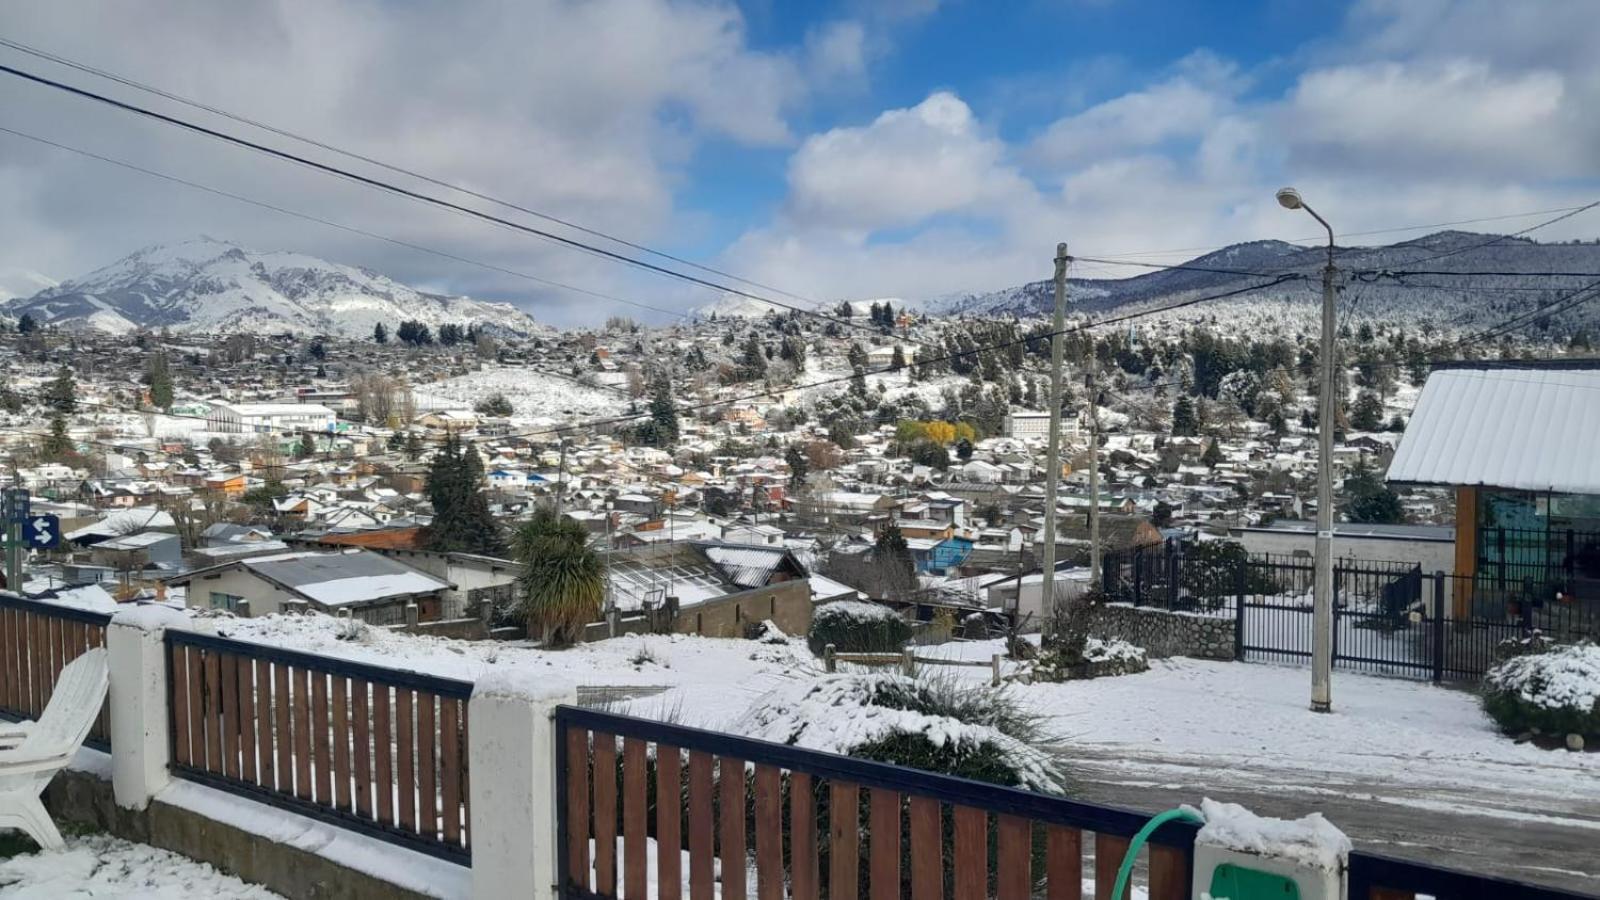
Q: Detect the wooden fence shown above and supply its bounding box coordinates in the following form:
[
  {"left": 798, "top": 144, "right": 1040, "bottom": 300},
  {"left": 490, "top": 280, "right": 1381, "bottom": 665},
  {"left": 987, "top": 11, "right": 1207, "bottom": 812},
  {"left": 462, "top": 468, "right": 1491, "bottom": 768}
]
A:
[
  {"left": 165, "top": 629, "right": 474, "bottom": 861},
  {"left": 0, "top": 593, "right": 111, "bottom": 749},
  {"left": 822, "top": 644, "right": 1004, "bottom": 686},
  {"left": 555, "top": 705, "right": 1195, "bottom": 900}
]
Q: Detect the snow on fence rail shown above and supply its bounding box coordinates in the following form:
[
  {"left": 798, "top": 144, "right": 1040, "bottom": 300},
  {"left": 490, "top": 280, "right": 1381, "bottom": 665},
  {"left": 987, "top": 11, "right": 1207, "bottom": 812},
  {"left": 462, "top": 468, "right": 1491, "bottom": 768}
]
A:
[
  {"left": 0, "top": 593, "right": 111, "bottom": 749},
  {"left": 822, "top": 643, "right": 1005, "bottom": 685},
  {"left": 165, "top": 629, "right": 474, "bottom": 861}
]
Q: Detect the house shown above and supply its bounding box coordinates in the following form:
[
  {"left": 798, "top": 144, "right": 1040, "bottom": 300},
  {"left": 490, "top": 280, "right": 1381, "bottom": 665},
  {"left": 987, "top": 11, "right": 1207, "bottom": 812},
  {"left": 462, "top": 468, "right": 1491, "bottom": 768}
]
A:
[
  {"left": 1386, "top": 361, "right": 1600, "bottom": 619},
  {"left": 720, "top": 523, "right": 785, "bottom": 547},
  {"left": 417, "top": 410, "right": 479, "bottom": 434},
  {"left": 88, "top": 531, "right": 183, "bottom": 579},
  {"left": 1004, "top": 410, "right": 1082, "bottom": 442},
  {"left": 1233, "top": 520, "right": 1454, "bottom": 573},
  {"left": 205, "top": 402, "right": 336, "bottom": 434},
  {"left": 599, "top": 541, "right": 813, "bottom": 637},
  {"left": 167, "top": 548, "right": 453, "bottom": 624},
  {"left": 865, "top": 345, "right": 913, "bottom": 368}
]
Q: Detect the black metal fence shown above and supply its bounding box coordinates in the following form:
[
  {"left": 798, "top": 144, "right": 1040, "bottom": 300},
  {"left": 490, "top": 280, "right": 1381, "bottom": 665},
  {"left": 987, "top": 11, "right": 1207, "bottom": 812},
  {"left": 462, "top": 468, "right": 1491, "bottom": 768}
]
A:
[{"left": 1102, "top": 543, "right": 1597, "bottom": 681}]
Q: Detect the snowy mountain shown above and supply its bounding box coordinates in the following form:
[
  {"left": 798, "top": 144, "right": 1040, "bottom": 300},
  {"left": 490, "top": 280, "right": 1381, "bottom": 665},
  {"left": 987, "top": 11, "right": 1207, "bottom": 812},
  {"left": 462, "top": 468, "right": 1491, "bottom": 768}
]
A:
[
  {"left": 4, "top": 238, "right": 546, "bottom": 338},
  {"left": 934, "top": 231, "right": 1600, "bottom": 336}
]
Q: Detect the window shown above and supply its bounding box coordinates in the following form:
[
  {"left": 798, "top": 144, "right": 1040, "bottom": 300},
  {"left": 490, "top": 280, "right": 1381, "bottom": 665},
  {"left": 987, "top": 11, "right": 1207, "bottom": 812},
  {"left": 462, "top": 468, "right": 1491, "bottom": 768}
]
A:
[{"left": 209, "top": 591, "right": 244, "bottom": 612}]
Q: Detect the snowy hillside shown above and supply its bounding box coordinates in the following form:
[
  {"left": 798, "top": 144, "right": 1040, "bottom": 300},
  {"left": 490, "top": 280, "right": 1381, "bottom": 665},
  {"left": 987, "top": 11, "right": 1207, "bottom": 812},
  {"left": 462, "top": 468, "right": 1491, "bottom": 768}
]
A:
[
  {"left": 695, "top": 293, "right": 922, "bottom": 320},
  {"left": 4, "top": 237, "right": 546, "bottom": 339},
  {"left": 936, "top": 232, "right": 1600, "bottom": 337},
  {"left": 413, "top": 366, "right": 630, "bottom": 420}
]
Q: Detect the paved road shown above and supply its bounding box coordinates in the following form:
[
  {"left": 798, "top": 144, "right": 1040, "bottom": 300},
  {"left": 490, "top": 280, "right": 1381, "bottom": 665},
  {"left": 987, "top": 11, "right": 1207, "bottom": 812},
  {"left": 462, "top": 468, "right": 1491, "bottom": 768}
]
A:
[{"left": 1063, "top": 747, "right": 1600, "bottom": 896}]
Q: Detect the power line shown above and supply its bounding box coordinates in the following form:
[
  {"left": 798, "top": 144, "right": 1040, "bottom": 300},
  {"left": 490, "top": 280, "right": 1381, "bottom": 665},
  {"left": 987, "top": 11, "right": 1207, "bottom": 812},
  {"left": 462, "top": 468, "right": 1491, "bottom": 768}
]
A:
[
  {"left": 1397, "top": 201, "right": 1600, "bottom": 265},
  {"left": 0, "top": 124, "right": 697, "bottom": 324},
  {"left": 0, "top": 61, "right": 934, "bottom": 351},
  {"left": 1439, "top": 280, "right": 1600, "bottom": 353},
  {"left": 0, "top": 34, "right": 826, "bottom": 311}
]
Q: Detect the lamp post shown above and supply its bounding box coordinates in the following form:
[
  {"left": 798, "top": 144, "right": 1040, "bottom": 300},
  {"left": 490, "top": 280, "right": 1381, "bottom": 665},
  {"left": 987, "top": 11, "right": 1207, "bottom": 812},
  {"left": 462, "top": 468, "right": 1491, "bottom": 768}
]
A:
[{"left": 1276, "top": 186, "right": 1336, "bottom": 714}]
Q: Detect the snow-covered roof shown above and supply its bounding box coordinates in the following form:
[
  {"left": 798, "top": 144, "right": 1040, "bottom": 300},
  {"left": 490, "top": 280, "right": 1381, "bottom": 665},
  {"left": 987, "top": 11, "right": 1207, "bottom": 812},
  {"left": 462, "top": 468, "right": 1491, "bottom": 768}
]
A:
[
  {"left": 1387, "top": 365, "right": 1600, "bottom": 494},
  {"left": 176, "top": 549, "right": 450, "bottom": 607}
]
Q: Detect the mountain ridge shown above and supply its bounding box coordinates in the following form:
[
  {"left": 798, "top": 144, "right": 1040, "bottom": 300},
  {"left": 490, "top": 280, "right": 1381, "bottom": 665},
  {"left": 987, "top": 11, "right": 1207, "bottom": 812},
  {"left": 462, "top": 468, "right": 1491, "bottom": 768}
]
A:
[{"left": 4, "top": 237, "right": 546, "bottom": 338}]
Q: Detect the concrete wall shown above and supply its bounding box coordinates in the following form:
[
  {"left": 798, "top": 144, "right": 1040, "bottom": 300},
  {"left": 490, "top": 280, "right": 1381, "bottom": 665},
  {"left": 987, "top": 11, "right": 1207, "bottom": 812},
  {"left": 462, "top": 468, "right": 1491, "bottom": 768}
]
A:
[
  {"left": 1087, "top": 602, "right": 1235, "bottom": 661},
  {"left": 676, "top": 578, "right": 812, "bottom": 638},
  {"left": 1237, "top": 530, "right": 1455, "bottom": 573},
  {"left": 45, "top": 769, "right": 436, "bottom": 900},
  {"left": 182, "top": 568, "right": 287, "bottom": 615}
]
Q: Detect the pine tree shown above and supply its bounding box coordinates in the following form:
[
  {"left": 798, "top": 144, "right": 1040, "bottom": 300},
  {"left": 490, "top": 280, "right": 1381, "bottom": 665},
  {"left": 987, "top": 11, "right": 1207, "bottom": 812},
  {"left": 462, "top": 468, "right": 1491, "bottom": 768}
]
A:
[
  {"left": 426, "top": 433, "right": 504, "bottom": 554},
  {"left": 647, "top": 373, "right": 679, "bottom": 445},
  {"left": 872, "top": 525, "right": 918, "bottom": 600},
  {"left": 42, "top": 415, "right": 72, "bottom": 460},
  {"left": 373, "top": 322, "right": 388, "bottom": 344},
  {"left": 45, "top": 366, "right": 76, "bottom": 415},
  {"left": 16, "top": 313, "right": 37, "bottom": 334},
  {"left": 1349, "top": 390, "right": 1385, "bottom": 432},
  {"left": 785, "top": 444, "right": 809, "bottom": 490},
  {"left": 147, "top": 352, "right": 174, "bottom": 411},
  {"left": 1201, "top": 439, "right": 1224, "bottom": 467},
  {"left": 1345, "top": 457, "right": 1405, "bottom": 524},
  {"left": 890, "top": 346, "right": 907, "bottom": 371},
  {"left": 1171, "top": 395, "right": 1198, "bottom": 437},
  {"left": 741, "top": 334, "right": 767, "bottom": 377},
  {"left": 294, "top": 433, "right": 317, "bottom": 459},
  {"left": 387, "top": 430, "right": 405, "bottom": 452}
]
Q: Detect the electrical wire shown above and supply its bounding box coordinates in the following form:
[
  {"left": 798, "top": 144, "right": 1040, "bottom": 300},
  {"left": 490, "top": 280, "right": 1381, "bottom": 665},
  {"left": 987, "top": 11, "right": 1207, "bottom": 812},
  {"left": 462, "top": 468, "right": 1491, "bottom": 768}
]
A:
[
  {"left": 0, "top": 61, "right": 939, "bottom": 351},
  {"left": 0, "top": 35, "right": 826, "bottom": 310}
]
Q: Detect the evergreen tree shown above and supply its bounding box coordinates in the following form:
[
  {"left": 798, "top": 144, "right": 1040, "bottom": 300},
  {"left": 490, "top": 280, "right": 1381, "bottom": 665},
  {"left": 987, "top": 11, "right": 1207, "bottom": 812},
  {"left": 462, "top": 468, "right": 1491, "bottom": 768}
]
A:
[
  {"left": 45, "top": 366, "right": 76, "bottom": 414},
  {"left": 474, "top": 393, "right": 515, "bottom": 417},
  {"left": 647, "top": 373, "right": 679, "bottom": 445},
  {"left": 785, "top": 444, "right": 809, "bottom": 490},
  {"left": 1344, "top": 458, "right": 1406, "bottom": 524},
  {"left": 1349, "top": 390, "right": 1385, "bottom": 432},
  {"left": 373, "top": 322, "right": 388, "bottom": 344},
  {"left": 1200, "top": 438, "right": 1224, "bottom": 467},
  {"left": 740, "top": 333, "right": 767, "bottom": 377},
  {"left": 404, "top": 431, "right": 424, "bottom": 461},
  {"left": 890, "top": 346, "right": 907, "bottom": 371},
  {"left": 16, "top": 313, "right": 37, "bottom": 334},
  {"left": 846, "top": 342, "right": 868, "bottom": 371},
  {"left": 1150, "top": 500, "right": 1175, "bottom": 528},
  {"left": 873, "top": 524, "right": 918, "bottom": 600},
  {"left": 295, "top": 432, "right": 317, "bottom": 459},
  {"left": 425, "top": 432, "right": 503, "bottom": 554},
  {"left": 1170, "top": 395, "right": 1198, "bottom": 436},
  {"left": 146, "top": 352, "right": 174, "bottom": 411},
  {"left": 42, "top": 415, "right": 72, "bottom": 460},
  {"left": 309, "top": 339, "right": 327, "bottom": 361},
  {"left": 387, "top": 430, "right": 405, "bottom": 452}
]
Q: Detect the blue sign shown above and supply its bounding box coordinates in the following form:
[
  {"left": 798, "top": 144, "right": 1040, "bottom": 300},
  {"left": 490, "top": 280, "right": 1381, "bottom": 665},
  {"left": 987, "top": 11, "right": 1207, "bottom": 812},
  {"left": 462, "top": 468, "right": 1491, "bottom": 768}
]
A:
[{"left": 23, "top": 515, "right": 60, "bottom": 550}]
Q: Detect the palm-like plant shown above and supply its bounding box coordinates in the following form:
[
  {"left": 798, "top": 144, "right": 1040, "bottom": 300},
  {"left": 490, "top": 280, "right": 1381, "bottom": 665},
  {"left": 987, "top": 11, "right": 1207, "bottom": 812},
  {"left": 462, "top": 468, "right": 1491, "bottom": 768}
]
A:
[{"left": 512, "top": 507, "right": 604, "bottom": 647}]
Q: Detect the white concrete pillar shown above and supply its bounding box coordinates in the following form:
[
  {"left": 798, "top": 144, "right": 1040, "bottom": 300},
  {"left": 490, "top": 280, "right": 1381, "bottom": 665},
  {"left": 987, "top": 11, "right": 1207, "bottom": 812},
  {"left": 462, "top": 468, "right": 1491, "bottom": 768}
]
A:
[
  {"left": 106, "top": 605, "right": 190, "bottom": 811},
  {"left": 468, "top": 673, "right": 576, "bottom": 900}
]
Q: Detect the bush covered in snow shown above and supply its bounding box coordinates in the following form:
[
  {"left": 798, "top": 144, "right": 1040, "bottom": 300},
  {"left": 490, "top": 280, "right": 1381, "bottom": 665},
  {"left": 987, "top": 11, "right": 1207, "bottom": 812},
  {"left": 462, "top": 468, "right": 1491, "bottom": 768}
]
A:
[
  {"left": 733, "top": 672, "right": 1065, "bottom": 792},
  {"left": 807, "top": 601, "right": 913, "bottom": 655},
  {"left": 1483, "top": 642, "right": 1600, "bottom": 739}
]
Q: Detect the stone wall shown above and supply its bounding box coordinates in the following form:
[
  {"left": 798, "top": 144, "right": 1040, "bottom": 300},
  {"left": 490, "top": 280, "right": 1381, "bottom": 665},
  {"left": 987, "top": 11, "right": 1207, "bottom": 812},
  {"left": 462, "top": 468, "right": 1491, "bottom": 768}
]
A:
[{"left": 1086, "top": 602, "right": 1235, "bottom": 661}]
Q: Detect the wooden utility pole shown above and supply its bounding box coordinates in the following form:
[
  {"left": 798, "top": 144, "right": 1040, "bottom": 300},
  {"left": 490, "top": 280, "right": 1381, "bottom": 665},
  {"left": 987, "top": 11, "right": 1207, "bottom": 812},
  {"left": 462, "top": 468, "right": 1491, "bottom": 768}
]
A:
[{"left": 1087, "top": 374, "right": 1102, "bottom": 588}]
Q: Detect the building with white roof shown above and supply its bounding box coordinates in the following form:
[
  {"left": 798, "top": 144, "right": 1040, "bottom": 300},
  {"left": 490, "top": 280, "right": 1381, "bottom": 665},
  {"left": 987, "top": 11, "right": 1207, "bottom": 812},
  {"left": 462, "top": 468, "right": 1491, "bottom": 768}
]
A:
[{"left": 206, "top": 401, "right": 337, "bottom": 435}]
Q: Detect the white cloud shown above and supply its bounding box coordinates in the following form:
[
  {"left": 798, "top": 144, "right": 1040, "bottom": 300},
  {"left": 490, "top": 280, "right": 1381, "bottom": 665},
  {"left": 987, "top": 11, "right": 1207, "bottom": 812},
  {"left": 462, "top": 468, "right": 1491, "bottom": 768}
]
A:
[
  {"left": 805, "top": 20, "right": 870, "bottom": 87},
  {"left": 785, "top": 92, "right": 1031, "bottom": 232}
]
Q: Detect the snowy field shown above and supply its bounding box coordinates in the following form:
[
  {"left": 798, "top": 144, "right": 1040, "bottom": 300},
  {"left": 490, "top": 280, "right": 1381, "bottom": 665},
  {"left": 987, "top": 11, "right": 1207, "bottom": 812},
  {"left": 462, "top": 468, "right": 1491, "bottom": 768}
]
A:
[
  {"left": 0, "top": 834, "right": 282, "bottom": 899},
  {"left": 412, "top": 366, "right": 630, "bottom": 420}
]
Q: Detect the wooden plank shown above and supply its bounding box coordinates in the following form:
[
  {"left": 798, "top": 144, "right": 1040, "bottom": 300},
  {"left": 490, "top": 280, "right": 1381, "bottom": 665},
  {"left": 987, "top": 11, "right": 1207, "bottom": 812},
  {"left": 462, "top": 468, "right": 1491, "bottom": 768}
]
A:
[
  {"left": 253, "top": 660, "right": 272, "bottom": 789},
  {"left": 332, "top": 675, "right": 351, "bottom": 812},
  {"left": 790, "top": 772, "right": 818, "bottom": 900},
  {"left": 170, "top": 643, "right": 191, "bottom": 766},
  {"left": 273, "top": 662, "right": 292, "bottom": 794},
  {"left": 293, "top": 667, "right": 312, "bottom": 801},
  {"left": 623, "top": 738, "right": 648, "bottom": 899},
  {"left": 655, "top": 744, "right": 682, "bottom": 900},
  {"left": 951, "top": 806, "right": 986, "bottom": 900},
  {"left": 996, "top": 815, "right": 1030, "bottom": 900},
  {"left": 687, "top": 751, "right": 714, "bottom": 900},
  {"left": 868, "top": 788, "right": 901, "bottom": 900},
  {"left": 592, "top": 732, "right": 618, "bottom": 897},
  {"left": 396, "top": 687, "right": 416, "bottom": 832},
  {"left": 239, "top": 655, "right": 258, "bottom": 784},
  {"left": 440, "top": 698, "right": 461, "bottom": 846},
  {"left": 1369, "top": 891, "right": 1416, "bottom": 900},
  {"left": 753, "top": 765, "right": 782, "bottom": 900},
  {"left": 460, "top": 713, "right": 470, "bottom": 849},
  {"left": 829, "top": 781, "right": 860, "bottom": 900},
  {"left": 1095, "top": 834, "right": 1130, "bottom": 900},
  {"left": 1148, "top": 844, "right": 1188, "bottom": 900},
  {"left": 204, "top": 648, "right": 223, "bottom": 773},
  {"left": 30, "top": 613, "right": 45, "bottom": 717},
  {"left": 565, "top": 727, "right": 591, "bottom": 893},
  {"left": 417, "top": 692, "right": 437, "bottom": 839},
  {"left": 313, "top": 669, "right": 331, "bottom": 805},
  {"left": 1046, "top": 825, "right": 1084, "bottom": 900},
  {"left": 352, "top": 679, "right": 371, "bottom": 819},
  {"left": 220, "top": 653, "right": 240, "bottom": 779},
  {"left": 1, "top": 609, "right": 14, "bottom": 712},
  {"left": 908, "top": 796, "right": 942, "bottom": 900},
  {"left": 374, "top": 683, "right": 393, "bottom": 825},
  {"left": 718, "top": 756, "right": 747, "bottom": 900}
]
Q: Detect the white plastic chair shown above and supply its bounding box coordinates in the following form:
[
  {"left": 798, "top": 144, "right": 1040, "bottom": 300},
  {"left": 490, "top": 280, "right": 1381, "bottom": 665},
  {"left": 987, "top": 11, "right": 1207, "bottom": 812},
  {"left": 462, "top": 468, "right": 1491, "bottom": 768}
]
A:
[{"left": 0, "top": 647, "right": 108, "bottom": 851}]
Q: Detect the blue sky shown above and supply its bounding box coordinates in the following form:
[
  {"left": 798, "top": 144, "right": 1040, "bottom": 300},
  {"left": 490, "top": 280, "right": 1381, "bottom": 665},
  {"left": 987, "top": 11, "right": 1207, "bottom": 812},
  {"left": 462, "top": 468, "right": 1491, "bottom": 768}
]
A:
[{"left": 2, "top": 0, "right": 1597, "bottom": 323}]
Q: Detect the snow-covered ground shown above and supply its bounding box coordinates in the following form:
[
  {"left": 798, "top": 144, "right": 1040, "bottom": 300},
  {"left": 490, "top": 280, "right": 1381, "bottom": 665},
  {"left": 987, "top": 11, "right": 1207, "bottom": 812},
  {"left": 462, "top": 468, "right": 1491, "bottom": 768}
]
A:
[
  {"left": 0, "top": 834, "right": 283, "bottom": 899},
  {"left": 412, "top": 366, "right": 630, "bottom": 419}
]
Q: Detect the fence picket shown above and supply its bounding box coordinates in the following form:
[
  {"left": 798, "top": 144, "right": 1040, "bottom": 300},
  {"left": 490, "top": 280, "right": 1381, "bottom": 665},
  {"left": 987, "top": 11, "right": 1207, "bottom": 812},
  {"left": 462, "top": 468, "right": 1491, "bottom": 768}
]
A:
[
  {"left": 1149, "top": 843, "right": 1188, "bottom": 900},
  {"left": 656, "top": 744, "right": 682, "bottom": 900},
  {"left": 868, "top": 788, "right": 900, "bottom": 900},
  {"left": 908, "top": 796, "right": 941, "bottom": 900},
  {"left": 623, "top": 738, "right": 648, "bottom": 899},
  {"left": 593, "top": 732, "right": 618, "bottom": 897},
  {"left": 829, "top": 781, "right": 860, "bottom": 900},
  {"left": 753, "top": 765, "right": 782, "bottom": 900},
  {"left": 1095, "top": 833, "right": 1130, "bottom": 900},
  {"left": 790, "top": 771, "right": 818, "bottom": 900},
  {"left": 718, "top": 756, "right": 747, "bottom": 900},
  {"left": 1046, "top": 825, "right": 1084, "bottom": 900},
  {"left": 687, "top": 751, "right": 714, "bottom": 900},
  {"left": 996, "top": 815, "right": 1031, "bottom": 900},
  {"left": 332, "top": 674, "right": 351, "bottom": 812},
  {"left": 951, "top": 806, "right": 986, "bottom": 900},
  {"left": 220, "top": 653, "right": 240, "bottom": 780}
]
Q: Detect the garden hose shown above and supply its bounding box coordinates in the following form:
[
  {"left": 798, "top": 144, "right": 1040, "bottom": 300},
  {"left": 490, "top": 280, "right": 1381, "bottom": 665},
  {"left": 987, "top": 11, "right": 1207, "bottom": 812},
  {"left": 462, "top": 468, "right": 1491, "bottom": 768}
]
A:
[{"left": 1111, "top": 806, "right": 1205, "bottom": 900}]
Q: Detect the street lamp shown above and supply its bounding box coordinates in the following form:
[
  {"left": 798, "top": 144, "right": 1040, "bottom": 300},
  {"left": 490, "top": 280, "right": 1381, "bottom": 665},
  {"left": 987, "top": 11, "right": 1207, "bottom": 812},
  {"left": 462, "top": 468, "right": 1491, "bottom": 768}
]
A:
[{"left": 1277, "top": 186, "right": 1337, "bottom": 714}]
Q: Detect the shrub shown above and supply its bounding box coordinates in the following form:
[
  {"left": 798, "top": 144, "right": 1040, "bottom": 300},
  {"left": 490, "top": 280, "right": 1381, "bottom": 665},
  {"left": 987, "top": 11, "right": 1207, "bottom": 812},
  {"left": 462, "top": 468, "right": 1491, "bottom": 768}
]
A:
[
  {"left": 807, "top": 601, "right": 913, "bottom": 655},
  {"left": 1482, "top": 643, "right": 1600, "bottom": 739}
]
